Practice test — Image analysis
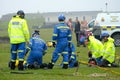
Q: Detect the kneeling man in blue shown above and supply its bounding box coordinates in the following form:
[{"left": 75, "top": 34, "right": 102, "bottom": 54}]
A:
[{"left": 26, "top": 30, "right": 47, "bottom": 69}]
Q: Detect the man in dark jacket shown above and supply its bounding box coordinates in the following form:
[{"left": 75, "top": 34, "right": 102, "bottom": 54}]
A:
[{"left": 74, "top": 17, "right": 81, "bottom": 47}]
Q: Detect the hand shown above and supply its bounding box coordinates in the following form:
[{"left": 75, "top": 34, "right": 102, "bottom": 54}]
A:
[
  {"left": 52, "top": 42, "right": 56, "bottom": 47},
  {"left": 26, "top": 41, "right": 29, "bottom": 45},
  {"left": 100, "top": 56, "right": 103, "bottom": 59}
]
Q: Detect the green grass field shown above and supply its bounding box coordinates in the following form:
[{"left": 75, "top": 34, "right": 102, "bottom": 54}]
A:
[{"left": 0, "top": 28, "right": 120, "bottom": 80}]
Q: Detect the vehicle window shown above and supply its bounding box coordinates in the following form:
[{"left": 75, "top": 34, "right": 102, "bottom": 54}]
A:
[{"left": 88, "top": 20, "right": 94, "bottom": 28}]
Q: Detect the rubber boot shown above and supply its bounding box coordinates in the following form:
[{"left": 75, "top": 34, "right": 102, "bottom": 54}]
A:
[
  {"left": 62, "top": 64, "right": 68, "bottom": 69},
  {"left": 10, "top": 61, "right": 16, "bottom": 70},
  {"left": 40, "top": 63, "right": 48, "bottom": 69},
  {"left": 34, "top": 62, "right": 40, "bottom": 69},
  {"left": 18, "top": 61, "right": 24, "bottom": 70},
  {"left": 28, "top": 64, "right": 34, "bottom": 69},
  {"left": 47, "top": 63, "right": 54, "bottom": 69}
]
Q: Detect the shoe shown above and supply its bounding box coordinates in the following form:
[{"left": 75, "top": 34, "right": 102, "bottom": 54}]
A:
[
  {"left": 62, "top": 64, "right": 68, "bottom": 69},
  {"left": 18, "top": 61, "right": 24, "bottom": 70},
  {"left": 9, "top": 61, "right": 16, "bottom": 70},
  {"left": 47, "top": 63, "right": 54, "bottom": 69}
]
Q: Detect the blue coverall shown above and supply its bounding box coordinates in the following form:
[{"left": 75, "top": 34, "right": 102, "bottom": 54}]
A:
[
  {"left": 27, "top": 35, "right": 47, "bottom": 65},
  {"left": 68, "top": 42, "right": 77, "bottom": 68},
  {"left": 51, "top": 22, "right": 72, "bottom": 65}
]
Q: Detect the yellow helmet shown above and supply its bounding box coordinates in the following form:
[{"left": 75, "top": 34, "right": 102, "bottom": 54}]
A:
[{"left": 47, "top": 41, "right": 53, "bottom": 47}]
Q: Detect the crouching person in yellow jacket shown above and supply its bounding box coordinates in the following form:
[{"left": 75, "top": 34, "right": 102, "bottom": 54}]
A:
[
  {"left": 84, "top": 33, "right": 103, "bottom": 66},
  {"left": 100, "top": 33, "right": 118, "bottom": 67}
]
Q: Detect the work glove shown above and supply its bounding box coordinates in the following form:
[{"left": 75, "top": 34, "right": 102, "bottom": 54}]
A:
[
  {"left": 88, "top": 51, "right": 92, "bottom": 58},
  {"left": 100, "top": 56, "right": 103, "bottom": 59},
  {"left": 25, "top": 47, "right": 30, "bottom": 56},
  {"left": 43, "top": 51, "right": 47, "bottom": 56},
  {"left": 52, "top": 41, "right": 56, "bottom": 48}
]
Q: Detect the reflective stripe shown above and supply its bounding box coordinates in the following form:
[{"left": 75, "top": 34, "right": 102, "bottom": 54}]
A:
[
  {"left": 11, "top": 60, "right": 16, "bottom": 62},
  {"left": 105, "top": 52, "right": 110, "bottom": 54},
  {"left": 18, "top": 50, "right": 24, "bottom": 52},
  {"left": 68, "top": 40, "right": 72, "bottom": 42},
  {"left": 68, "top": 34, "right": 72, "bottom": 37},
  {"left": 109, "top": 56, "right": 114, "bottom": 59},
  {"left": 57, "top": 26, "right": 69, "bottom": 29},
  {"left": 63, "top": 62, "right": 68, "bottom": 64},
  {"left": 53, "top": 34, "right": 58, "bottom": 36},
  {"left": 62, "top": 52, "right": 68, "bottom": 54},
  {"left": 72, "top": 52, "right": 75, "bottom": 54},
  {"left": 19, "top": 59, "right": 24, "bottom": 61},
  {"left": 52, "top": 62, "right": 55, "bottom": 64},
  {"left": 53, "top": 40, "right": 57, "bottom": 43},
  {"left": 11, "top": 36, "right": 24, "bottom": 38},
  {"left": 29, "top": 42, "right": 32, "bottom": 45},
  {"left": 102, "top": 26, "right": 120, "bottom": 31},
  {"left": 12, "top": 25, "right": 22, "bottom": 28},
  {"left": 12, "top": 51, "right": 17, "bottom": 53},
  {"left": 71, "top": 56, "right": 75, "bottom": 59},
  {"left": 58, "top": 53, "right": 61, "bottom": 55}
]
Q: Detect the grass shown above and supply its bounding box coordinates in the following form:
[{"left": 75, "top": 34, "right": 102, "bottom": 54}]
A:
[{"left": 0, "top": 28, "right": 120, "bottom": 80}]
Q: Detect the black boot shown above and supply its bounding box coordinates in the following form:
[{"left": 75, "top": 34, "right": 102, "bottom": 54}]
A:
[
  {"left": 74, "top": 61, "right": 79, "bottom": 67},
  {"left": 9, "top": 61, "right": 16, "bottom": 70},
  {"left": 47, "top": 63, "right": 54, "bottom": 69},
  {"left": 62, "top": 64, "right": 68, "bottom": 69},
  {"left": 34, "top": 62, "right": 40, "bottom": 69},
  {"left": 18, "top": 61, "right": 24, "bottom": 70},
  {"left": 40, "top": 63, "right": 48, "bottom": 69},
  {"left": 28, "top": 64, "right": 35, "bottom": 69}
]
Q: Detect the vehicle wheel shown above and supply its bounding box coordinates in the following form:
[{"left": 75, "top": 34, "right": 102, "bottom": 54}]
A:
[{"left": 112, "top": 33, "right": 120, "bottom": 47}]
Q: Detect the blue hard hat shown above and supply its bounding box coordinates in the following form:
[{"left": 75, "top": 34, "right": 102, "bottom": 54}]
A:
[
  {"left": 58, "top": 14, "right": 66, "bottom": 21},
  {"left": 101, "top": 32, "right": 109, "bottom": 37}
]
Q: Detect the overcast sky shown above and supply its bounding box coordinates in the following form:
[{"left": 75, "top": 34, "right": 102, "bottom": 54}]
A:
[{"left": 0, "top": 0, "right": 120, "bottom": 17}]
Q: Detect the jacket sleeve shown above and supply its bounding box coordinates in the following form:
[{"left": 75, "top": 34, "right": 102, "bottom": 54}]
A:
[
  {"left": 52, "top": 26, "right": 58, "bottom": 41},
  {"left": 43, "top": 42, "right": 47, "bottom": 51},
  {"left": 28, "top": 38, "right": 33, "bottom": 48},
  {"left": 67, "top": 29, "right": 72, "bottom": 42},
  {"left": 22, "top": 19, "right": 30, "bottom": 42},
  {"left": 8, "top": 21, "right": 11, "bottom": 38}
]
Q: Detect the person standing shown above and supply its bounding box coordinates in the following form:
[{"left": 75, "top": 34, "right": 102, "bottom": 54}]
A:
[
  {"left": 74, "top": 17, "right": 81, "bottom": 47},
  {"left": 67, "top": 18, "right": 73, "bottom": 32},
  {"left": 8, "top": 10, "right": 30, "bottom": 70},
  {"left": 47, "top": 14, "right": 72, "bottom": 69}
]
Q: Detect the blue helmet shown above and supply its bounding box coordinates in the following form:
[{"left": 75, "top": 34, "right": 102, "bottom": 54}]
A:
[
  {"left": 58, "top": 14, "right": 66, "bottom": 21},
  {"left": 101, "top": 32, "right": 109, "bottom": 37}
]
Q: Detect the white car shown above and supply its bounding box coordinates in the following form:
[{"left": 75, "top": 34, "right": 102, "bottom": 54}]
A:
[{"left": 88, "top": 12, "right": 120, "bottom": 46}]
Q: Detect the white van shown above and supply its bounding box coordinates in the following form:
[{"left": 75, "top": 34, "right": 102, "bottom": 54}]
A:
[{"left": 88, "top": 12, "right": 120, "bottom": 46}]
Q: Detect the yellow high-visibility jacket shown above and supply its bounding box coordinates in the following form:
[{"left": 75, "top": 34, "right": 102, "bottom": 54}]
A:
[
  {"left": 88, "top": 36, "right": 103, "bottom": 58},
  {"left": 103, "top": 37, "right": 115, "bottom": 63},
  {"left": 8, "top": 15, "right": 30, "bottom": 44}
]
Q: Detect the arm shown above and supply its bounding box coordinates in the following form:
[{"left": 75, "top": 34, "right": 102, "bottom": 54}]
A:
[
  {"left": 68, "top": 29, "right": 72, "bottom": 42},
  {"left": 52, "top": 26, "right": 58, "bottom": 41},
  {"left": 22, "top": 19, "right": 30, "bottom": 42},
  {"left": 8, "top": 21, "right": 11, "bottom": 38}
]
